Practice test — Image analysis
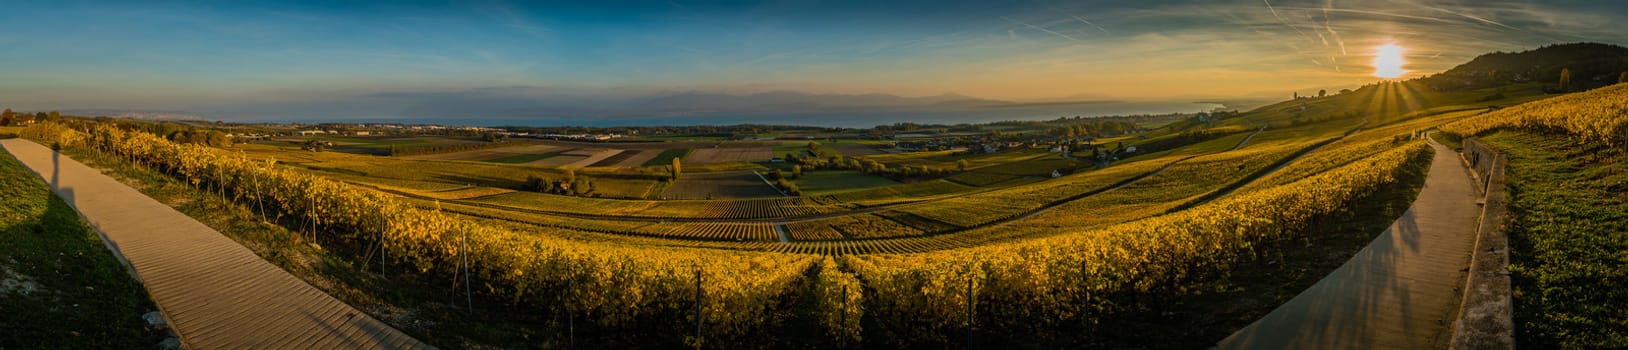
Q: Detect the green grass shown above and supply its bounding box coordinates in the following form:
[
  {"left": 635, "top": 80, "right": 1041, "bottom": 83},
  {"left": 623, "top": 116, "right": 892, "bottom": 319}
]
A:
[
  {"left": 1482, "top": 131, "right": 1628, "bottom": 349},
  {"left": 0, "top": 149, "right": 163, "bottom": 349},
  {"left": 643, "top": 148, "right": 691, "bottom": 166},
  {"left": 485, "top": 152, "right": 559, "bottom": 164},
  {"left": 794, "top": 170, "right": 901, "bottom": 195},
  {"left": 773, "top": 141, "right": 814, "bottom": 158}
]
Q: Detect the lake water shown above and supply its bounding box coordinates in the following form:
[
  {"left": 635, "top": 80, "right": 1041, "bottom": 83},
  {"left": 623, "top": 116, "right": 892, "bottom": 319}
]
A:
[{"left": 300, "top": 101, "right": 1226, "bottom": 129}]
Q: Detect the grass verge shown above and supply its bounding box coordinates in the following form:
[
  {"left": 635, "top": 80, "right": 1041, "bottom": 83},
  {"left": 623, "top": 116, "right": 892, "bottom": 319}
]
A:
[{"left": 1482, "top": 131, "right": 1628, "bottom": 348}]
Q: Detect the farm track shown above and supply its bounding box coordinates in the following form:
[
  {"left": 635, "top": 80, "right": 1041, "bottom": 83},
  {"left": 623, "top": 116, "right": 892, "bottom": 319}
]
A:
[
  {"left": 1231, "top": 125, "right": 1269, "bottom": 151},
  {"left": 1166, "top": 122, "right": 1366, "bottom": 214}
]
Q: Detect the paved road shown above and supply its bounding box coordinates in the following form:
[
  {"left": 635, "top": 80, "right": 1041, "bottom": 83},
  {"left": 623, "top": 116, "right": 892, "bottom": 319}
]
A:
[
  {"left": 1, "top": 139, "right": 434, "bottom": 350},
  {"left": 1215, "top": 139, "right": 1481, "bottom": 350}
]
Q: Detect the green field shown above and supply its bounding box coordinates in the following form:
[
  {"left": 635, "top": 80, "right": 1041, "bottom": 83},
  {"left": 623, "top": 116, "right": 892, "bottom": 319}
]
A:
[{"left": 643, "top": 148, "right": 691, "bottom": 166}]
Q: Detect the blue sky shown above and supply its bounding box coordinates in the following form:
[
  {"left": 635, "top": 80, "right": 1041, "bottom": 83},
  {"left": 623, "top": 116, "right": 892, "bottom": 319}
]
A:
[{"left": 1, "top": 0, "right": 1624, "bottom": 119}]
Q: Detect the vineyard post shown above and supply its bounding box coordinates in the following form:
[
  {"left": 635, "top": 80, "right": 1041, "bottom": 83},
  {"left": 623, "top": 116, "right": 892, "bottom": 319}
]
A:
[
  {"left": 1081, "top": 259, "right": 1091, "bottom": 335},
  {"left": 253, "top": 164, "right": 265, "bottom": 222},
  {"left": 840, "top": 284, "right": 848, "bottom": 349},
  {"left": 568, "top": 278, "right": 575, "bottom": 350},
  {"left": 378, "top": 211, "right": 387, "bottom": 280},
  {"left": 966, "top": 273, "right": 975, "bottom": 349},
  {"left": 694, "top": 268, "right": 703, "bottom": 349},
  {"left": 463, "top": 228, "right": 473, "bottom": 313}
]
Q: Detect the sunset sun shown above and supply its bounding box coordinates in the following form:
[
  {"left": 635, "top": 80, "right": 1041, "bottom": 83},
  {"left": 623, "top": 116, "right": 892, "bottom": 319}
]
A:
[{"left": 1374, "top": 43, "right": 1407, "bottom": 78}]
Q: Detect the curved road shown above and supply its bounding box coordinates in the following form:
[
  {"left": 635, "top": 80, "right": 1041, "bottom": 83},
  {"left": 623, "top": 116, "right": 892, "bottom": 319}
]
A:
[{"left": 1216, "top": 138, "right": 1481, "bottom": 349}]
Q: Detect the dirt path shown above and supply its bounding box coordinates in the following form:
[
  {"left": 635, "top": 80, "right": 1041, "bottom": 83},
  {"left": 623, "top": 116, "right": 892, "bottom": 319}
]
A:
[
  {"left": 1215, "top": 138, "right": 1481, "bottom": 350},
  {"left": 1232, "top": 125, "right": 1268, "bottom": 151},
  {"left": 773, "top": 224, "right": 791, "bottom": 243},
  {"left": 0, "top": 139, "right": 434, "bottom": 350}
]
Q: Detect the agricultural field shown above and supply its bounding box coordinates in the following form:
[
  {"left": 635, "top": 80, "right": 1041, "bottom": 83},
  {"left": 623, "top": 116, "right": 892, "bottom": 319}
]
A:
[
  {"left": 400, "top": 143, "right": 561, "bottom": 161},
  {"left": 264, "top": 135, "right": 486, "bottom": 155},
  {"left": 659, "top": 170, "right": 784, "bottom": 199},
  {"left": 685, "top": 146, "right": 774, "bottom": 164}
]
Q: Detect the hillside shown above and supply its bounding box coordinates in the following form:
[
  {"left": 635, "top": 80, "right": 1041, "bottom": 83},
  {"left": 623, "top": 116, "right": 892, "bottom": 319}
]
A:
[
  {"left": 1441, "top": 83, "right": 1628, "bottom": 348},
  {"left": 1420, "top": 42, "right": 1628, "bottom": 92}
]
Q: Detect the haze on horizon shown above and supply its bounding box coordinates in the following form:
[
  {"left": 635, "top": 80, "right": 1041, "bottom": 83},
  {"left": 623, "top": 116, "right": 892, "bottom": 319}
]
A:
[{"left": 1, "top": 0, "right": 1624, "bottom": 121}]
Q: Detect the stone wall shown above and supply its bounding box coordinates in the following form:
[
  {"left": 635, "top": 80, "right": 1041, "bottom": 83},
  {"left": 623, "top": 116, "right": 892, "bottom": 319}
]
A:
[{"left": 1450, "top": 137, "right": 1514, "bottom": 350}]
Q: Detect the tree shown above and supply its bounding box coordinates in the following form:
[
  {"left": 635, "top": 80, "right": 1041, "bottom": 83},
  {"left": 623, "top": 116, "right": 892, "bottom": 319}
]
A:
[
  {"left": 957, "top": 159, "right": 968, "bottom": 172},
  {"left": 1619, "top": 72, "right": 1627, "bottom": 84},
  {"left": 0, "top": 115, "right": 9, "bottom": 126},
  {"left": 525, "top": 175, "right": 549, "bottom": 192},
  {"left": 791, "top": 165, "right": 803, "bottom": 179},
  {"left": 1, "top": 108, "right": 11, "bottom": 121},
  {"left": 47, "top": 110, "right": 60, "bottom": 121},
  {"left": 671, "top": 157, "right": 682, "bottom": 179},
  {"left": 564, "top": 168, "right": 576, "bottom": 184},
  {"left": 302, "top": 139, "right": 327, "bottom": 152},
  {"left": 1559, "top": 67, "right": 1573, "bottom": 91},
  {"left": 1318, "top": 89, "right": 1327, "bottom": 98}
]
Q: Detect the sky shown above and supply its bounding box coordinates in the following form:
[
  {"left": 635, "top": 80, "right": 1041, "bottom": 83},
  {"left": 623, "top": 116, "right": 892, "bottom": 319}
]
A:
[{"left": 0, "top": 0, "right": 1624, "bottom": 121}]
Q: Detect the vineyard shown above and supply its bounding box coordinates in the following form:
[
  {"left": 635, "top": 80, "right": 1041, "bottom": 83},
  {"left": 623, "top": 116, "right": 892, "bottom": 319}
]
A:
[
  {"left": 1440, "top": 83, "right": 1628, "bottom": 147},
  {"left": 8, "top": 95, "right": 1487, "bottom": 348}
]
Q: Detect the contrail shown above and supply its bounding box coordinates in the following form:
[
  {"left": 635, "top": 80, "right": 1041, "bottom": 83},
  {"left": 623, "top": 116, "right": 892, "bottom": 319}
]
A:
[
  {"left": 1323, "top": 0, "right": 1347, "bottom": 55},
  {"left": 1003, "top": 17, "right": 1084, "bottom": 43},
  {"left": 1426, "top": 6, "right": 1519, "bottom": 30},
  {"left": 1072, "top": 15, "right": 1110, "bottom": 34},
  {"left": 1263, "top": 0, "right": 1314, "bottom": 44}
]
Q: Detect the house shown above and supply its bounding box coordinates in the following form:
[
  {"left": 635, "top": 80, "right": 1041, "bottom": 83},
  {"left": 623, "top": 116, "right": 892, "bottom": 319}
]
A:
[
  {"left": 1124, "top": 146, "right": 1138, "bottom": 153},
  {"left": 354, "top": 131, "right": 371, "bottom": 136},
  {"left": 1051, "top": 170, "right": 1063, "bottom": 178}
]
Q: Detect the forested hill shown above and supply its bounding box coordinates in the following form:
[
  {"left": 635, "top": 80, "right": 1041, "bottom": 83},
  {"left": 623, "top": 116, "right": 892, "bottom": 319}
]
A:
[{"left": 1420, "top": 42, "right": 1628, "bottom": 91}]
